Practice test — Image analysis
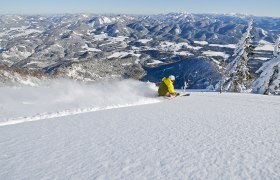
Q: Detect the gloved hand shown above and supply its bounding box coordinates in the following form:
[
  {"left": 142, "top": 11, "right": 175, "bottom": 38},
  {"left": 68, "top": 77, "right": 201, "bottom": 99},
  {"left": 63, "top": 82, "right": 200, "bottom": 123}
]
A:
[{"left": 175, "top": 92, "right": 180, "bottom": 96}]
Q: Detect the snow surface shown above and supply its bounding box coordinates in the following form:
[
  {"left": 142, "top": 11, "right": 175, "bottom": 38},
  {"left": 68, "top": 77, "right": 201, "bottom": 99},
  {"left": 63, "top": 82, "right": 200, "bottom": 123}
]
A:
[
  {"left": 146, "top": 59, "right": 163, "bottom": 65},
  {"left": 173, "top": 51, "right": 194, "bottom": 56},
  {"left": 93, "top": 33, "right": 109, "bottom": 41},
  {"left": 254, "top": 57, "right": 270, "bottom": 61},
  {"left": 107, "top": 50, "right": 141, "bottom": 59},
  {"left": 209, "top": 44, "right": 236, "bottom": 49},
  {"left": 110, "top": 36, "right": 128, "bottom": 42},
  {"left": 107, "top": 52, "right": 129, "bottom": 59},
  {"left": 194, "top": 41, "right": 208, "bottom": 45},
  {"left": 138, "top": 39, "right": 153, "bottom": 44},
  {"left": 81, "top": 44, "right": 101, "bottom": 52},
  {"left": 202, "top": 50, "right": 230, "bottom": 59},
  {"left": 0, "top": 81, "right": 279, "bottom": 179},
  {"left": 159, "top": 41, "right": 202, "bottom": 51},
  {"left": 256, "top": 40, "right": 274, "bottom": 51}
]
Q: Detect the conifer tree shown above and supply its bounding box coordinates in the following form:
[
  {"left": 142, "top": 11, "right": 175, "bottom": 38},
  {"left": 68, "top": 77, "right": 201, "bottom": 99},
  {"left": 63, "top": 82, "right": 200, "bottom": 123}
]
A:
[
  {"left": 222, "top": 21, "right": 255, "bottom": 92},
  {"left": 252, "top": 36, "right": 280, "bottom": 95}
]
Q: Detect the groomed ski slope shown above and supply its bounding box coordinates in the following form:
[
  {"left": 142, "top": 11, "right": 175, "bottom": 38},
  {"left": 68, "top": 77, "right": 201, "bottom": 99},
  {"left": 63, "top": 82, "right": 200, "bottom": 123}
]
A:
[{"left": 0, "top": 81, "right": 280, "bottom": 179}]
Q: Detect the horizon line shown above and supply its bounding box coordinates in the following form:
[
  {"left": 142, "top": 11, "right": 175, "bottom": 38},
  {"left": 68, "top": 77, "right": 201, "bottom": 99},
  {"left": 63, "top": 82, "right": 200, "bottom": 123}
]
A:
[{"left": 0, "top": 12, "right": 279, "bottom": 19}]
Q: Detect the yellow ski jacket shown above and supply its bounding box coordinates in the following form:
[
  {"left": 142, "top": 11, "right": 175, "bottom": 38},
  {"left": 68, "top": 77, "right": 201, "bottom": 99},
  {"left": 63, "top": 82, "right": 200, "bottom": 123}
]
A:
[{"left": 158, "top": 77, "right": 176, "bottom": 96}]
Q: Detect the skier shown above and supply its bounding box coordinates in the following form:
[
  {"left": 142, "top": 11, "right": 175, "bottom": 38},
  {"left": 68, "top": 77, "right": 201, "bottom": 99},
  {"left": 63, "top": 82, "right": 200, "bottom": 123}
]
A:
[{"left": 158, "top": 75, "right": 180, "bottom": 97}]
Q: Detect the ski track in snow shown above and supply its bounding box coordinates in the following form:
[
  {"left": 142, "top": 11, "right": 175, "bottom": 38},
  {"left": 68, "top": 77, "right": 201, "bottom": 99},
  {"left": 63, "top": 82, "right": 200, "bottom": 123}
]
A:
[
  {"left": 0, "top": 92, "right": 280, "bottom": 179},
  {"left": 0, "top": 101, "right": 160, "bottom": 127}
]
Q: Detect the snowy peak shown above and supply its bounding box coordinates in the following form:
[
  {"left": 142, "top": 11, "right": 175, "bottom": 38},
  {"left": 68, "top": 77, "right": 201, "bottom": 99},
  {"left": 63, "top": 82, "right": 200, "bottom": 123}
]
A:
[
  {"left": 88, "top": 15, "right": 135, "bottom": 27},
  {"left": 89, "top": 16, "right": 113, "bottom": 26},
  {"left": 163, "top": 12, "right": 196, "bottom": 23}
]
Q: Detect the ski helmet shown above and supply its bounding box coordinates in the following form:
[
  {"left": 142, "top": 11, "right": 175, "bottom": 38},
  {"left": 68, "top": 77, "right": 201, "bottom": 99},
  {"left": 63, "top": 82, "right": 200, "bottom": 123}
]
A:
[{"left": 169, "top": 75, "right": 175, "bottom": 81}]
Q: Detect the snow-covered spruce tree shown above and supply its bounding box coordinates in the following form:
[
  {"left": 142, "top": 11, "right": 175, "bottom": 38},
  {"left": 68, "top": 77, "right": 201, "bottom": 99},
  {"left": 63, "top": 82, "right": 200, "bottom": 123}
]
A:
[
  {"left": 252, "top": 36, "right": 280, "bottom": 95},
  {"left": 222, "top": 21, "right": 255, "bottom": 92}
]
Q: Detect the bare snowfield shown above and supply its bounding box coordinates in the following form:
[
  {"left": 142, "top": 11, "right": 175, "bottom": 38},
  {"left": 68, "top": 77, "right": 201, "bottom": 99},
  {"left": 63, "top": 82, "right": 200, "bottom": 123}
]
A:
[
  {"left": 255, "top": 40, "right": 274, "bottom": 51},
  {"left": 202, "top": 50, "right": 230, "bottom": 59},
  {"left": 0, "top": 80, "right": 279, "bottom": 179}
]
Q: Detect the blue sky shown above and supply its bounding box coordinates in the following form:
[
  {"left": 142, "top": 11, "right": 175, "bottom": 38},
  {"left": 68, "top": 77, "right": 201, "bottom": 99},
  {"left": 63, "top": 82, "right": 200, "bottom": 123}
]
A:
[{"left": 0, "top": 0, "right": 279, "bottom": 17}]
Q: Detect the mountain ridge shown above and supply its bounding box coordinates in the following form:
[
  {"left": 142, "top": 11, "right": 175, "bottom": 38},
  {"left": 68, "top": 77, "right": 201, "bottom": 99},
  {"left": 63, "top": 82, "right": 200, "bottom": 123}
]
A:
[{"left": 1, "top": 13, "right": 279, "bottom": 88}]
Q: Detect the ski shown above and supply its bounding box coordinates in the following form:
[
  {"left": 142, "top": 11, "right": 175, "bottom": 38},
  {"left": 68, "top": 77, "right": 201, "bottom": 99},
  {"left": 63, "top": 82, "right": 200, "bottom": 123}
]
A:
[
  {"left": 181, "top": 93, "right": 190, "bottom": 96},
  {"left": 164, "top": 93, "right": 190, "bottom": 100}
]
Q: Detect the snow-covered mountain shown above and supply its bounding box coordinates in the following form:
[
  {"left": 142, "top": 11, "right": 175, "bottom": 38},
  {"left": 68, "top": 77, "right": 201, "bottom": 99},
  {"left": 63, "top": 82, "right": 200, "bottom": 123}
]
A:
[
  {"left": 1, "top": 13, "right": 280, "bottom": 88},
  {"left": 0, "top": 80, "right": 279, "bottom": 179},
  {"left": 0, "top": 65, "right": 48, "bottom": 86}
]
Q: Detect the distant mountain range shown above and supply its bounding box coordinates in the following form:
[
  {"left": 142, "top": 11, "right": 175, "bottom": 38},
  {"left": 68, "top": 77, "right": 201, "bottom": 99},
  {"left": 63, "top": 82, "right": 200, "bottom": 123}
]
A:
[{"left": 1, "top": 13, "right": 280, "bottom": 88}]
